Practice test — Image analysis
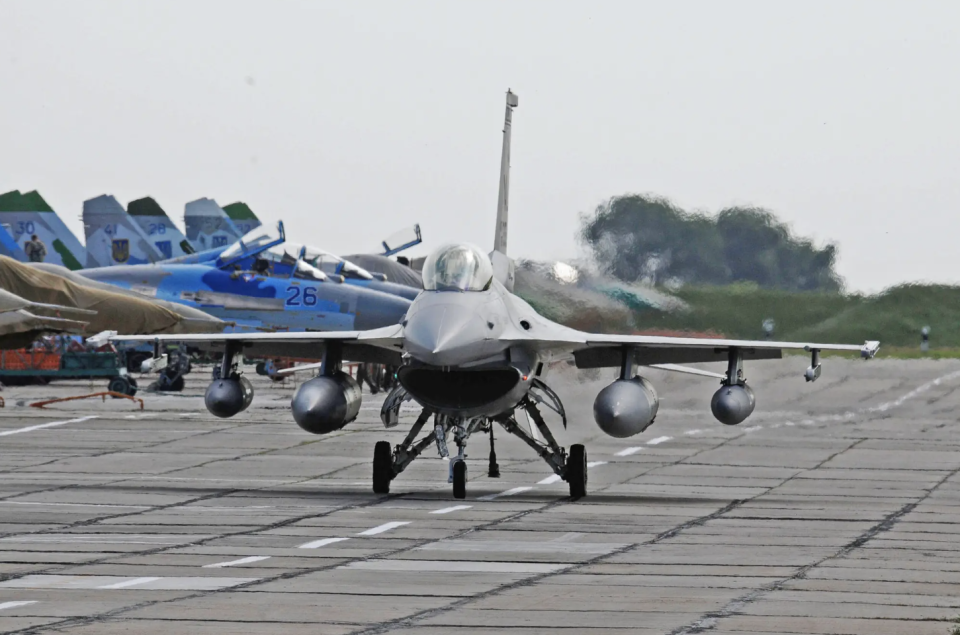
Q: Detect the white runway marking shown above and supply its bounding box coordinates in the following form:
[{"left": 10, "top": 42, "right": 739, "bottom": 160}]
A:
[
  {"left": 298, "top": 537, "right": 350, "bottom": 549},
  {"left": 342, "top": 559, "right": 567, "bottom": 574},
  {"left": 358, "top": 521, "right": 411, "bottom": 536},
  {"left": 0, "top": 501, "right": 148, "bottom": 510},
  {"left": 647, "top": 436, "right": 672, "bottom": 445},
  {"left": 0, "top": 601, "right": 37, "bottom": 611},
  {"left": 0, "top": 575, "right": 255, "bottom": 591},
  {"left": 0, "top": 533, "right": 205, "bottom": 546},
  {"left": 539, "top": 461, "right": 605, "bottom": 483},
  {"left": 97, "top": 577, "right": 160, "bottom": 589},
  {"left": 684, "top": 429, "right": 703, "bottom": 435},
  {"left": 0, "top": 416, "right": 97, "bottom": 437},
  {"left": 742, "top": 425, "right": 763, "bottom": 432},
  {"left": 204, "top": 555, "right": 271, "bottom": 568},
  {"left": 430, "top": 505, "right": 472, "bottom": 514},
  {"left": 867, "top": 369, "right": 960, "bottom": 413},
  {"left": 615, "top": 447, "right": 643, "bottom": 456},
  {"left": 418, "top": 539, "right": 624, "bottom": 555},
  {"left": 478, "top": 486, "right": 534, "bottom": 500}
]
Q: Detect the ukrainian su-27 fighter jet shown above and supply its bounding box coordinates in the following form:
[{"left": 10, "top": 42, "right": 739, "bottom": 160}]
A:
[
  {"left": 112, "top": 91, "right": 880, "bottom": 499},
  {"left": 85, "top": 221, "right": 411, "bottom": 333}
]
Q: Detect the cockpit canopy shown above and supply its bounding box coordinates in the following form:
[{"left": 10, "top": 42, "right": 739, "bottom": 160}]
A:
[
  {"left": 219, "top": 223, "right": 281, "bottom": 263},
  {"left": 422, "top": 243, "right": 493, "bottom": 292},
  {"left": 273, "top": 244, "right": 373, "bottom": 280}
]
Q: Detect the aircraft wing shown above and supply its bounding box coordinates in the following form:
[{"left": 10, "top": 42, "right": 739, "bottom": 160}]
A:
[
  {"left": 108, "top": 324, "right": 405, "bottom": 365},
  {"left": 573, "top": 332, "right": 879, "bottom": 368}
]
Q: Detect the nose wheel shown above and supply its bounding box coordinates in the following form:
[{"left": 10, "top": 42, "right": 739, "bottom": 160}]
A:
[
  {"left": 566, "top": 444, "right": 587, "bottom": 499},
  {"left": 373, "top": 441, "right": 394, "bottom": 494},
  {"left": 452, "top": 459, "right": 467, "bottom": 499}
]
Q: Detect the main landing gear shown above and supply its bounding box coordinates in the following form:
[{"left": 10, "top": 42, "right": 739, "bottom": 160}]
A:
[{"left": 371, "top": 382, "right": 586, "bottom": 500}]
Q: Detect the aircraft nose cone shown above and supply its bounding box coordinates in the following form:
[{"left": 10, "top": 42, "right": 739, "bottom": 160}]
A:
[
  {"left": 404, "top": 303, "right": 488, "bottom": 366},
  {"left": 354, "top": 291, "right": 411, "bottom": 330}
]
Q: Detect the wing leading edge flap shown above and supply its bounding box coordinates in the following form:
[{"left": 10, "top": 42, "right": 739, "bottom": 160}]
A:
[
  {"left": 108, "top": 324, "right": 405, "bottom": 365},
  {"left": 573, "top": 334, "right": 878, "bottom": 369},
  {"left": 576, "top": 346, "right": 781, "bottom": 369}
]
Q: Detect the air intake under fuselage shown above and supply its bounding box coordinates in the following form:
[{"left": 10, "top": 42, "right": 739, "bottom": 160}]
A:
[{"left": 397, "top": 366, "right": 522, "bottom": 415}]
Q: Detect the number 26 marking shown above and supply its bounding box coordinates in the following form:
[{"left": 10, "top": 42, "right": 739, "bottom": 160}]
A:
[{"left": 286, "top": 286, "right": 317, "bottom": 307}]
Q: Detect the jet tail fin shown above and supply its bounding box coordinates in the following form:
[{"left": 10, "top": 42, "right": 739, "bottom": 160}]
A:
[
  {"left": 222, "top": 202, "right": 262, "bottom": 235},
  {"left": 83, "top": 195, "right": 165, "bottom": 266},
  {"left": 492, "top": 89, "right": 518, "bottom": 290}
]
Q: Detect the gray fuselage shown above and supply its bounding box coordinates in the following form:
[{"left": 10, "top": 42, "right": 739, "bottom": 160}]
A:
[{"left": 396, "top": 281, "right": 564, "bottom": 419}]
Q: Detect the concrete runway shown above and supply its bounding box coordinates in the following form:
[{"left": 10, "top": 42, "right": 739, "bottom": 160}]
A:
[{"left": 1, "top": 357, "right": 960, "bottom": 634}]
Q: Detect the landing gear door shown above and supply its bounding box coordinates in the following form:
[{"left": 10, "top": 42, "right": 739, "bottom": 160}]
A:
[{"left": 380, "top": 384, "right": 413, "bottom": 428}]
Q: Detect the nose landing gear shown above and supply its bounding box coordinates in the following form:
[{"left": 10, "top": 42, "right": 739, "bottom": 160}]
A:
[
  {"left": 369, "top": 383, "right": 584, "bottom": 500},
  {"left": 452, "top": 459, "right": 467, "bottom": 499},
  {"left": 372, "top": 441, "right": 394, "bottom": 494}
]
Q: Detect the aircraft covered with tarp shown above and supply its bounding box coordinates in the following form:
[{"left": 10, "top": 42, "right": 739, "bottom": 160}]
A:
[
  {"left": 31, "top": 262, "right": 228, "bottom": 333},
  {"left": 0, "top": 287, "right": 91, "bottom": 349},
  {"left": 0, "top": 256, "right": 219, "bottom": 335}
]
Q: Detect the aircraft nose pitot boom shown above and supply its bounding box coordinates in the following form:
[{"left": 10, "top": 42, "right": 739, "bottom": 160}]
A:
[{"left": 403, "top": 301, "right": 492, "bottom": 367}]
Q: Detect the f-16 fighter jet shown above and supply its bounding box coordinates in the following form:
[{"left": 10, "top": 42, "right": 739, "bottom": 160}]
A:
[{"left": 112, "top": 91, "right": 879, "bottom": 499}]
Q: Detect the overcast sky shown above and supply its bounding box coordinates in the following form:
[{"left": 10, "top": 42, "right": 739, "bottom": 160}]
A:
[{"left": 2, "top": 1, "right": 958, "bottom": 292}]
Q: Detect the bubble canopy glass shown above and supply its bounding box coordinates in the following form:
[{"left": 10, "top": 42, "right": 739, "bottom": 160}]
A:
[
  {"left": 422, "top": 243, "right": 494, "bottom": 292},
  {"left": 218, "top": 224, "right": 280, "bottom": 263}
]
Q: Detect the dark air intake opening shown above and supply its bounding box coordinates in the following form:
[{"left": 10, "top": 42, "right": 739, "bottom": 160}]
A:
[{"left": 398, "top": 367, "right": 520, "bottom": 411}]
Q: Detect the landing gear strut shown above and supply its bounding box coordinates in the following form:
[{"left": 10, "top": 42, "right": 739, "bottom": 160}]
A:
[
  {"left": 498, "top": 397, "right": 583, "bottom": 498},
  {"left": 488, "top": 426, "right": 500, "bottom": 478},
  {"left": 370, "top": 384, "right": 587, "bottom": 499}
]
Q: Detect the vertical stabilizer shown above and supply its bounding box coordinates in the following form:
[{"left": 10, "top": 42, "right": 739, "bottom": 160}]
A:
[
  {"left": 491, "top": 90, "right": 518, "bottom": 290},
  {"left": 223, "top": 202, "right": 262, "bottom": 235},
  {"left": 128, "top": 197, "right": 195, "bottom": 259},
  {"left": 0, "top": 190, "right": 89, "bottom": 269},
  {"left": 83, "top": 195, "right": 165, "bottom": 266},
  {"left": 184, "top": 198, "right": 243, "bottom": 251},
  {"left": 0, "top": 224, "right": 26, "bottom": 261}
]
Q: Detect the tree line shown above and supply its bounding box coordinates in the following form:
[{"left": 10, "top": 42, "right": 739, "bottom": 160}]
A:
[{"left": 579, "top": 194, "right": 843, "bottom": 292}]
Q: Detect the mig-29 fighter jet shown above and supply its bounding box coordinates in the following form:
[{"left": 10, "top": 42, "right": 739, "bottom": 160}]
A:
[{"left": 112, "top": 91, "right": 879, "bottom": 499}]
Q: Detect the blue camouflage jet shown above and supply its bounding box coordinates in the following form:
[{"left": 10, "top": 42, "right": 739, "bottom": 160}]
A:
[
  {"left": 79, "top": 222, "right": 413, "bottom": 334},
  {"left": 158, "top": 223, "right": 421, "bottom": 301}
]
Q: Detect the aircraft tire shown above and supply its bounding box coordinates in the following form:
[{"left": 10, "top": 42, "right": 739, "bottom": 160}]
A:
[
  {"left": 452, "top": 459, "right": 467, "bottom": 500},
  {"left": 108, "top": 376, "right": 130, "bottom": 396},
  {"left": 126, "top": 353, "right": 149, "bottom": 374},
  {"left": 567, "top": 444, "right": 587, "bottom": 499},
  {"left": 126, "top": 377, "right": 139, "bottom": 397},
  {"left": 373, "top": 441, "right": 393, "bottom": 494}
]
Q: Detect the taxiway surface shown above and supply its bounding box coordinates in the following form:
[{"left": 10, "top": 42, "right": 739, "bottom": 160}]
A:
[{"left": 1, "top": 358, "right": 960, "bottom": 634}]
